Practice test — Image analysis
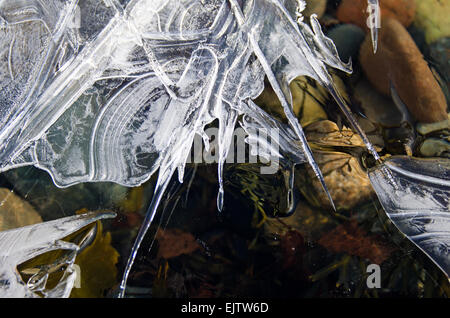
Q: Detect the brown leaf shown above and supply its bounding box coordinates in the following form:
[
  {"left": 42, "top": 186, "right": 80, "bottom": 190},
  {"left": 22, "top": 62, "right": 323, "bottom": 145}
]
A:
[
  {"left": 156, "top": 228, "right": 201, "bottom": 259},
  {"left": 280, "top": 230, "right": 306, "bottom": 269},
  {"left": 318, "top": 220, "right": 396, "bottom": 264}
]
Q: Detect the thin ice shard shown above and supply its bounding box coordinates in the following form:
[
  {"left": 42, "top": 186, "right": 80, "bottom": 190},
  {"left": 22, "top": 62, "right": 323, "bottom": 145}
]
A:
[
  {"left": 0, "top": 211, "right": 116, "bottom": 298},
  {"left": 369, "top": 156, "right": 450, "bottom": 279},
  {"left": 0, "top": 0, "right": 381, "bottom": 296},
  {"left": 367, "top": 0, "right": 380, "bottom": 53}
]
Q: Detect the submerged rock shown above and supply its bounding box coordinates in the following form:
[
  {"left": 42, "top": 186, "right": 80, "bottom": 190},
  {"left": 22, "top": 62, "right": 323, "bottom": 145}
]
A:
[
  {"left": 407, "top": 25, "right": 428, "bottom": 53},
  {"left": 0, "top": 188, "right": 42, "bottom": 231},
  {"left": 327, "top": 24, "right": 366, "bottom": 63},
  {"left": 304, "top": 119, "right": 383, "bottom": 151},
  {"left": 353, "top": 79, "right": 403, "bottom": 127},
  {"left": 255, "top": 76, "right": 328, "bottom": 127},
  {"left": 417, "top": 114, "right": 450, "bottom": 135},
  {"left": 303, "top": 0, "right": 327, "bottom": 19},
  {"left": 359, "top": 17, "right": 448, "bottom": 123},
  {"left": 414, "top": 0, "right": 450, "bottom": 43},
  {"left": 264, "top": 200, "right": 336, "bottom": 244},
  {"left": 297, "top": 150, "right": 375, "bottom": 211},
  {"left": 427, "top": 37, "right": 450, "bottom": 85},
  {"left": 419, "top": 138, "right": 450, "bottom": 158},
  {"left": 295, "top": 120, "right": 379, "bottom": 211}
]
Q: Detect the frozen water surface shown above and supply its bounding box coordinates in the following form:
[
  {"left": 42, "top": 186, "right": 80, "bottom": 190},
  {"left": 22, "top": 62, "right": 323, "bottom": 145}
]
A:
[
  {"left": 0, "top": 0, "right": 447, "bottom": 297},
  {"left": 0, "top": 211, "right": 115, "bottom": 297},
  {"left": 369, "top": 156, "right": 450, "bottom": 278}
]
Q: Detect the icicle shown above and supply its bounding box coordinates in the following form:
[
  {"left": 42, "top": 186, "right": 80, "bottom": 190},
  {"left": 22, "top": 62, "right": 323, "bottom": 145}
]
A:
[
  {"left": 326, "top": 82, "right": 381, "bottom": 162},
  {"left": 367, "top": 0, "right": 381, "bottom": 53},
  {"left": 230, "top": 0, "right": 336, "bottom": 210},
  {"left": 216, "top": 104, "right": 238, "bottom": 212},
  {"left": 285, "top": 164, "right": 296, "bottom": 213},
  {"left": 118, "top": 164, "right": 175, "bottom": 298}
]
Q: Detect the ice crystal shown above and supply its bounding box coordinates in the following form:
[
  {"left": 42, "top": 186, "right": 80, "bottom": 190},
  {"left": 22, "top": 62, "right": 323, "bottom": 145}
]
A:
[
  {"left": 367, "top": 0, "right": 380, "bottom": 53},
  {"left": 0, "top": 211, "right": 115, "bottom": 297},
  {"left": 369, "top": 156, "right": 450, "bottom": 279},
  {"left": 0, "top": 0, "right": 390, "bottom": 297}
]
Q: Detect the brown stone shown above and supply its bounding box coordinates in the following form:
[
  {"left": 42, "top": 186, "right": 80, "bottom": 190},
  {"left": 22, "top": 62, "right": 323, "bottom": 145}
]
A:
[
  {"left": 294, "top": 120, "right": 380, "bottom": 211},
  {"left": 304, "top": 151, "right": 375, "bottom": 210},
  {"left": 359, "top": 17, "right": 448, "bottom": 123},
  {"left": 336, "top": 0, "right": 416, "bottom": 29}
]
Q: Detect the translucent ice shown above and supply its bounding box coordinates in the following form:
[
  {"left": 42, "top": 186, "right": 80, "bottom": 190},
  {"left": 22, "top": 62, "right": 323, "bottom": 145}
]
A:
[
  {"left": 369, "top": 156, "right": 450, "bottom": 279},
  {"left": 0, "top": 0, "right": 383, "bottom": 296},
  {"left": 367, "top": 0, "right": 380, "bottom": 53},
  {"left": 0, "top": 211, "right": 115, "bottom": 298}
]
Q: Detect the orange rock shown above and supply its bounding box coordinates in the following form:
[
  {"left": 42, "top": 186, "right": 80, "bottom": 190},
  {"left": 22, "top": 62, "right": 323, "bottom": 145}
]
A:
[
  {"left": 359, "top": 17, "right": 448, "bottom": 123},
  {"left": 336, "top": 0, "right": 416, "bottom": 29}
]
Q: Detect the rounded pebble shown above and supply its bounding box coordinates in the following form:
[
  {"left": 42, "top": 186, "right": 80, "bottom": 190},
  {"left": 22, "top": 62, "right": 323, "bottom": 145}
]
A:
[{"left": 359, "top": 17, "right": 448, "bottom": 123}]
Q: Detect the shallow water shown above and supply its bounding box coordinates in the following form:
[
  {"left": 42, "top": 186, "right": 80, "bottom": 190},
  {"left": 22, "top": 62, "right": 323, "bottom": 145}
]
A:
[{"left": 0, "top": 0, "right": 449, "bottom": 298}]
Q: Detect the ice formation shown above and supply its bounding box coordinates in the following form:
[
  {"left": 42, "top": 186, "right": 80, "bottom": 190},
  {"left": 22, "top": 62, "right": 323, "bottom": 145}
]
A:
[
  {"left": 1, "top": 0, "right": 446, "bottom": 298},
  {"left": 367, "top": 0, "right": 380, "bottom": 53},
  {"left": 0, "top": 0, "right": 384, "bottom": 296},
  {"left": 0, "top": 211, "right": 115, "bottom": 297},
  {"left": 369, "top": 156, "right": 450, "bottom": 278}
]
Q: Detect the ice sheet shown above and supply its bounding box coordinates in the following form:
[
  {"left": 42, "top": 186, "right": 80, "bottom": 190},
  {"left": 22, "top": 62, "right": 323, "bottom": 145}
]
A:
[{"left": 0, "top": 0, "right": 383, "bottom": 296}]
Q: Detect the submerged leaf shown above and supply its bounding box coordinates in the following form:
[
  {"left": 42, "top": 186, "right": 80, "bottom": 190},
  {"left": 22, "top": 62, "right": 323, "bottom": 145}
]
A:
[
  {"left": 318, "top": 220, "right": 396, "bottom": 264},
  {"left": 156, "top": 228, "right": 201, "bottom": 259},
  {"left": 0, "top": 211, "right": 116, "bottom": 297},
  {"left": 70, "top": 220, "right": 119, "bottom": 298},
  {"left": 0, "top": 188, "right": 42, "bottom": 231}
]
